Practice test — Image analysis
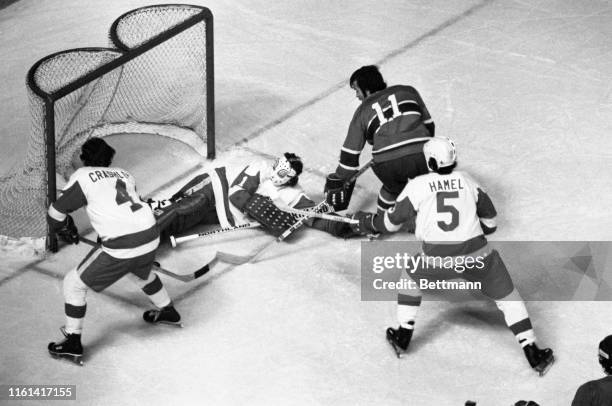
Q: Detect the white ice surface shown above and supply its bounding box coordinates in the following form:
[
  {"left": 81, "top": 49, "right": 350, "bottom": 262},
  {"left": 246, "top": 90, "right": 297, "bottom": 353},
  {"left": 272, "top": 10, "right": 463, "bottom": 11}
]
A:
[{"left": 1, "top": 0, "right": 612, "bottom": 405}]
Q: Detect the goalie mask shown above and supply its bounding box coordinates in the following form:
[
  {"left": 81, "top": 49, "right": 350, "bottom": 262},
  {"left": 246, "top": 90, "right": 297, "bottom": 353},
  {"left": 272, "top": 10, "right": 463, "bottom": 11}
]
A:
[{"left": 270, "top": 153, "right": 303, "bottom": 187}]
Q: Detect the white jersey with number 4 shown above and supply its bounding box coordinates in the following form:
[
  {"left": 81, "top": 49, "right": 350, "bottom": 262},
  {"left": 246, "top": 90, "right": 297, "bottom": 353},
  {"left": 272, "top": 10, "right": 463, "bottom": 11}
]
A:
[{"left": 51, "top": 167, "right": 158, "bottom": 257}]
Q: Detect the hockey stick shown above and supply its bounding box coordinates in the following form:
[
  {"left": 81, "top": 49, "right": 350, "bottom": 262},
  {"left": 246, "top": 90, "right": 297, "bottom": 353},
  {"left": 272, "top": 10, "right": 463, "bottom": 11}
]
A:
[
  {"left": 277, "top": 207, "right": 358, "bottom": 224},
  {"left": 170, "top": 222, "right": 262, "bottom": 248},
  {"left": 216, "top": 159, "right": 374, "bottom": 265},
  {"left": 79, "top": 236, "right": 217, "bottom": 282},
  {"left": 215, "top": 200, "right": 328, "bottom": 265},
  {"left": 151, "top": 259, "right": 217, "bottom": 282}
]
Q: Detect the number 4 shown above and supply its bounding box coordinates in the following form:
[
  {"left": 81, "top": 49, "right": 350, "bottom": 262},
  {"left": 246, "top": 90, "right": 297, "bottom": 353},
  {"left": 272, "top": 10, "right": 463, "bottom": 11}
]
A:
[{"left": 115, "top": 179, "right": 143, "bottom": 212}]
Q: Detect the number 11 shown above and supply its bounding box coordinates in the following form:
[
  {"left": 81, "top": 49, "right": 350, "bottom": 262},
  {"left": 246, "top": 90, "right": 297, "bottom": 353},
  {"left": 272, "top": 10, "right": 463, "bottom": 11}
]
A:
[{"left": 372, "top": 94, "right": 401, "bottom": 124}]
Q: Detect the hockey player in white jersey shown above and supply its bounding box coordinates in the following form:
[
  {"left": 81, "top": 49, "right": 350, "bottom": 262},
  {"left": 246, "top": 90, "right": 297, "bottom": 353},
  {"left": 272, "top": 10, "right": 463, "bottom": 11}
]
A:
[
  {"left": 47, "top": 138, "right": 181, "bottom": 365},
  {"left": 152, "top": 153, "right": 357, "bottom": 241},
  {"left": 350, "top": 137, "right": 554, "bottom": 376}
]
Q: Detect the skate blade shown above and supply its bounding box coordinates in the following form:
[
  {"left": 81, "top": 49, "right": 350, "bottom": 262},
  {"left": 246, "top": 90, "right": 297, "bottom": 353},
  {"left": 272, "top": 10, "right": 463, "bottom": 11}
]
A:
[
  {"left": 536, "top": 354, "right": 555, "bottom": 377},
  {"left": 49, "top": 352, "right": 84, "bottom": 366},
  {"left": 387, "top": 337, "right": 405, "bottom": 359},
  {"left": 157, "top": 320, "right": 184, "bottom": 328}
]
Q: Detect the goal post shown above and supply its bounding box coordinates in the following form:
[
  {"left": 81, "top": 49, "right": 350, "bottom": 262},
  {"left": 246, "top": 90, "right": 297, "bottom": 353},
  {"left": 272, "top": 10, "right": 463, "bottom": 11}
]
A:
[{"left": 0, "top": 4, "right": 214, "bottom": 252}]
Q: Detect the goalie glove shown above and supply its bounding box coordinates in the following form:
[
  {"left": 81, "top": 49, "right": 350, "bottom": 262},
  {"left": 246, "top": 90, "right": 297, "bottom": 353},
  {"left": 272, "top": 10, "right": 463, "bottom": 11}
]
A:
[
  {"left": 349, "top": 211, "right": 379, "bottom": 235},
  {"left": 324, "top": 173, "right": 355, "bottom": 211},
  {"left": 56, "top": 215, "right": 79, "bottom": 245}
]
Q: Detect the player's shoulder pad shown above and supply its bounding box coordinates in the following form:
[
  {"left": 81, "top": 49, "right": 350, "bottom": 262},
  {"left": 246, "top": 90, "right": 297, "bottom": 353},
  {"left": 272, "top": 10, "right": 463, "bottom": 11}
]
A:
[
  {"left": 70, "top": 166, "right": 91, "bottom": 178},
  {"left": 456, "top": 170, "right": 485, "bottom": 193},
  {"left": 110, "top": 166, "right": 135, "bottom": 179},
  {"left": 63, "top": 167, "right": 91, "bottom": 189},
  {"left": 390, "top": 84, "right": 417, "bottom": 94},
  {"left": 399, "top": 173, "right": 433, "bottom": 208}
]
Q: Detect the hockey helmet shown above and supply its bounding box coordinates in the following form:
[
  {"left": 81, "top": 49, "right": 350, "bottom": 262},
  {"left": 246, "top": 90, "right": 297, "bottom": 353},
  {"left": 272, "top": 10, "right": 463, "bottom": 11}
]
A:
[{"left": 423, "top": 137, "right": 457, "bottom": 171}]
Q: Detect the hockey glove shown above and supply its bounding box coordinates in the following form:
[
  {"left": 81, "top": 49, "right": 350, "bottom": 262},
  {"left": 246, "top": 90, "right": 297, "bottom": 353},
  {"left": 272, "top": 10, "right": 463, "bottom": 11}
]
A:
[
  {"left": 310, "top": 215, "right": 361, "bottom": 239},
  {"left": 350, "top": 211, "right": 378, "bottom": 235},
  {"left": 56, "top": 215, "right": 79, "bottom": 245},
  {"left": 146, "top": 198, "right": 171, "bottom": 210},
  {"left": 324, "top": 173, "right": 355, "bottom": 211}
]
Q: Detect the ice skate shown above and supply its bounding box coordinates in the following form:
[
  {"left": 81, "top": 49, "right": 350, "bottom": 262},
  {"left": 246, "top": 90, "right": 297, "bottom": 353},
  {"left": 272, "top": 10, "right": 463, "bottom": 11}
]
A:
[
  {"left": 523, "top": 343, "right": 554, "bottom": 376},
  {"left": 367, "top": 232, "right": 381, "bottom": 241},
  {"left": 386, "top": 326, "right": 413, "bottom": 358},
  {"left": 143, "top": 304, "right": 183, "bottom": 328},
  {"left": 48, "top": 327, "right": 84, "bottom": 366}
]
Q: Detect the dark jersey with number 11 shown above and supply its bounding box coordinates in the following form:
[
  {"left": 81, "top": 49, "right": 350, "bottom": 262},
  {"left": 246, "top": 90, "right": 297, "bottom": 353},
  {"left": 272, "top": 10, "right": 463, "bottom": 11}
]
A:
[{"left": 336, "top": 85, "right": 434, "bottom": 178}]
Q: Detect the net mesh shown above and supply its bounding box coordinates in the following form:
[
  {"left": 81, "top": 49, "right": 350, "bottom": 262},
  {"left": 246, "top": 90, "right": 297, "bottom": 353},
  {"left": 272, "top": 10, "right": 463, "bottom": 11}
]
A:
[{"left": 0, "top": 5, "right": 211, "bottom": 242}]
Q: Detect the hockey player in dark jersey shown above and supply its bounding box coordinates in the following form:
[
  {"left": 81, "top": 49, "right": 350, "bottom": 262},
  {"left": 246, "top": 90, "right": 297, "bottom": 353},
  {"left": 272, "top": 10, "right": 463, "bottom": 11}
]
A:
[
  {"left": 572, "top": 335, "right": 612, "bottom": 405},
  {"left": 152, "top": 152, "right": 357, "bottom": 241},
  {"left": 325, "top": 65, "right": 435, "bottom": 216},
  {"left": 47, "top": 138, "right": 181, "bottom": 365},
  {"left": 349, "top": 137, "right": 554, "bottom": 376}
]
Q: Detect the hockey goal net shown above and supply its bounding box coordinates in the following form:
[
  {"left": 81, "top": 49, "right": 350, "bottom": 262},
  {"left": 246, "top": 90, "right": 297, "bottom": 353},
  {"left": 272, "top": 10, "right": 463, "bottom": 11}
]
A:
[{"left": 0, "top": 4, "right": 214, "bottom": 252}]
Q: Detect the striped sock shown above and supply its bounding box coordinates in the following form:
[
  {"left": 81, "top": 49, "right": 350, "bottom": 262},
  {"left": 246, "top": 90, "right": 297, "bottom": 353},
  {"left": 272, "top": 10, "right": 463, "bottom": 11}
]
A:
[
  {"left": 398, "top": 293, "right": 421, "bottom": 329},
  {"left": 64, "top": 303, "right": 86, "bottom": 334}
]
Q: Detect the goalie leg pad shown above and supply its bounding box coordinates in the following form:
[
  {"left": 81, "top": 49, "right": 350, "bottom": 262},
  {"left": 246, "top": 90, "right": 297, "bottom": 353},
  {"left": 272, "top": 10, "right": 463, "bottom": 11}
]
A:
[
  {"left": 244, "top": 194, "right": 298, "bottom": 237},
  {"left": 170, "top": 174, "right": 212, "bottom": 201},
  {"left": 155, "top": 183, "right": 216, "bottom": 238}
]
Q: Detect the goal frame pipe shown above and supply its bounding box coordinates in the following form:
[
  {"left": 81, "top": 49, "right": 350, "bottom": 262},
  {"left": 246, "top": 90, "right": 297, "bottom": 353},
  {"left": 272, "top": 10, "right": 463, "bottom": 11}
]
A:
[
  {"left": 45, "top": 97, "right": 58, "bottom": 252},
  {"left": 26, "top": 5, "right": 214, "bottom": 252}
]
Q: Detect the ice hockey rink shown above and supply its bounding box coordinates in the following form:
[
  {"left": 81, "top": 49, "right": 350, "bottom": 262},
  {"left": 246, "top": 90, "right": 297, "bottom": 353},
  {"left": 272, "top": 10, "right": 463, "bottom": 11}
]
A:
[{"left": 1, "top": 0, "right": 612, "bottom": 404}]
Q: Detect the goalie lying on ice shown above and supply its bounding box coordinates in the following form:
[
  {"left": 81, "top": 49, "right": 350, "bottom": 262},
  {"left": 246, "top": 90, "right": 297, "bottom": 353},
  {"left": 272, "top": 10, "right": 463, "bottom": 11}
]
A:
[{"left": 152, "top": 153, "right": 359, "bottom": 240}]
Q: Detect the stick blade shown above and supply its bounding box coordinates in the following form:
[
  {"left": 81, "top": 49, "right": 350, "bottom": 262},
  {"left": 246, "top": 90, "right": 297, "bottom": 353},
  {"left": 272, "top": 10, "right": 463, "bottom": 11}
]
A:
[
  {"left": 216, "top": 251, "right": 255, "bottom": 265},
  {"left": 193, "top": 257, "right": 219, "bottom": 278}
]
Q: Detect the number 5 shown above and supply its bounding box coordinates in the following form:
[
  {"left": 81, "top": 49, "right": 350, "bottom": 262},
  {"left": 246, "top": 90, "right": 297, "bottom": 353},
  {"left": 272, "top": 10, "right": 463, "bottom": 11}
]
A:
[{"left": 436, "top": 191, "right": 459, "bottom": 231}]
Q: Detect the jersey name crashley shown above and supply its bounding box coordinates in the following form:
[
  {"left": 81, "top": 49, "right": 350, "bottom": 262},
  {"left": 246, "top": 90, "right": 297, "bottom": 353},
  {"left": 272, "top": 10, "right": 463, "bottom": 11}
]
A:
[{"left": 88, "top": 169, "right": 130, "bottom": 183}]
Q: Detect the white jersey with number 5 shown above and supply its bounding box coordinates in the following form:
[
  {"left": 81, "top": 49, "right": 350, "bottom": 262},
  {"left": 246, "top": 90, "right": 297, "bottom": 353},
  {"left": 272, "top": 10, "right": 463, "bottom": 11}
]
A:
[
  {"left": 405, "top": 171, "right": 483, "bottom": 242},
  {"left": 382, "top": 170, "right": 497, "bottom": 247},
  {"left": 51, "top": 167, "right": 158, "bottom": 257}
]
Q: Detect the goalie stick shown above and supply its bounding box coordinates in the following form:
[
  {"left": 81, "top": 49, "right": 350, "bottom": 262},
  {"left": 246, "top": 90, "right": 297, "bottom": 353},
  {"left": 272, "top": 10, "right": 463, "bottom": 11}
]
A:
[
  {"left": 277, "top": 206, "right": 358, "bottom": 224},
  {"left": 79, "top": 236, "right": 217, "bottom": 282},
  {"left": 215, "top": 200, "right": 328, "bottom": 265},
  {"left": 170, "top": 222, "right": 262, "bottom": 248},
  {"left": 216, "top": 159, "right": 374, "bottom": 265}
]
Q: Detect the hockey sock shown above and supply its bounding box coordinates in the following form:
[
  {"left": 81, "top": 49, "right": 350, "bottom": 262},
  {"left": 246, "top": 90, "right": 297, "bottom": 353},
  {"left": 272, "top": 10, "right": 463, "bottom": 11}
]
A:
[
  {"left": 63, "top": 269, "right": 88, "bottom": 334},
  {"left": 397, "top": 293, "right": 421, "bottom": 329},
  {"left": 376, "top": 196, "right": 395, "bottom": 215},
  {"left": 128, "top": 273, "right": 171, "bottom": 308},
  {"left": 494, "top": 289, "right": 536, "bottom": 347}
]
